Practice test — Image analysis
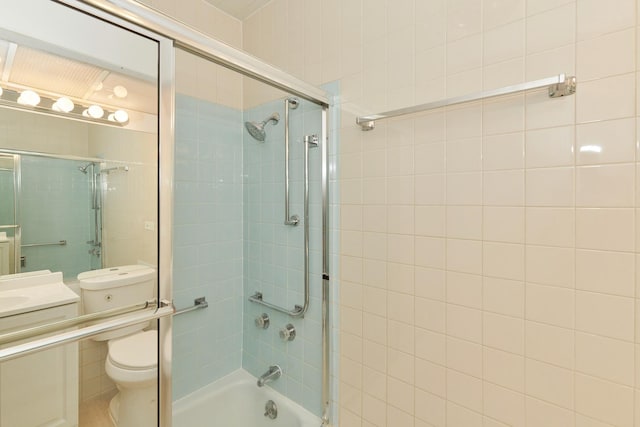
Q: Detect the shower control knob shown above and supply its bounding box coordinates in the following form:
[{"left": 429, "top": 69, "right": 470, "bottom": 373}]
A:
[
  {"left": 255, "top": 313, "right": 270, "bottom": 329},
  {"left": 280, "top": 324, "right": 296, "bottom": 342}
]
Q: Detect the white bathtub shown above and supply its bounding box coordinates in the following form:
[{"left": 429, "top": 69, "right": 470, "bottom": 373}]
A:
[{"left": 173, "top": 369, "right": 323, "bottom": 427}]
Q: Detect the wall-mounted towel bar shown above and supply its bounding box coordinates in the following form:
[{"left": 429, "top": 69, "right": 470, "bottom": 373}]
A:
[
  {"left": 21, "top": 240, "right": 67, "bottom": 248},
  {"left": 356, "top": 73, "right": 577, "bottom": 131},
  {"left": 174, "top": 296, "right": 208, "bottom": 315}
]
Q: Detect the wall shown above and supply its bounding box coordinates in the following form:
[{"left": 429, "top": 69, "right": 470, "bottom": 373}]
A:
[{"left": 244, "top": 1, "right": 640, "bottom": 426}]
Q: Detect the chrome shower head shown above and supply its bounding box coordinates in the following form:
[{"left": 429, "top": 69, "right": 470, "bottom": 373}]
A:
[
  {"left": 78, "top": 162, "right": 92, "bottom": 174},
  {"left": 244, "top": 112, "right": 280, "bottom": 142}
]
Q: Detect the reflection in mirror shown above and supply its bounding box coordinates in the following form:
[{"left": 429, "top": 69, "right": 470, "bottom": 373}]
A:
[{"left": 0, "top": 1, "right": 160, "bottom": 426}]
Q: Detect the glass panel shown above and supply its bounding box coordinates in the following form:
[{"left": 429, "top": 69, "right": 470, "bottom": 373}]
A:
[
  {"left": 172, "top": 48, "right": 325, "bottom": 426},
  {"left": 0, "top": 1, "right": 160, "bottom": 426}
]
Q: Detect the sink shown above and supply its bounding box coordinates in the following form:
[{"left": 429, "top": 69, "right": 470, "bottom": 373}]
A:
[{"left": 0, "top": 271, "right": 79, "bottom": 317}]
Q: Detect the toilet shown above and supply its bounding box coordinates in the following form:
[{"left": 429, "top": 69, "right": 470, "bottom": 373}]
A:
[{"left": 78, "top": 265, "right": 157, "bottom": 427}]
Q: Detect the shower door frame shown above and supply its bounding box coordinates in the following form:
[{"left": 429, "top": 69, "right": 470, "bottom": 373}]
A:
[{"left": 68, "top": 0, "right": 333, "bottom": 425}]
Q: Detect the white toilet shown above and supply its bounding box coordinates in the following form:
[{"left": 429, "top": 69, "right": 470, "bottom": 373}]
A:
[{"left": 78, "top": 265, "right": 157, "bottom": 427}]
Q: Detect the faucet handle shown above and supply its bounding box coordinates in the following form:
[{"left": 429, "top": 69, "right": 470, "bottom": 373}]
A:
[
  {"left": 255, "top": 313, "right": 270, "bottom": 329},
  {"left": 279, "top": 324, "right": 296, "bottom": 341}
]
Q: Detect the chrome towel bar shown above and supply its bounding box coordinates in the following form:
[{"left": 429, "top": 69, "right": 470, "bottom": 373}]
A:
[
  {"left": 174, "top": 296, "right": 208, "bottom": 315},
  {"left": 21, "top": 240, "right": 67, "bottom": 248},
  {"left": 356, "top": 73, "right": 577, "bottom": 131}
]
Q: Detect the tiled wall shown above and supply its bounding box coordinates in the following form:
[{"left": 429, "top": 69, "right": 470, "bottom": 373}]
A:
[
  {"left": 20, "top": 156, "right": 93, "bottom": 279},
  {"left": 241, "top": 96, "right": 325, "bottom": 416},
  {"left": 243, "top": 1, "right": 640, "bottom": 425},
  {"left": 172, "top": 93, "right": 244, "bottom": 400}
]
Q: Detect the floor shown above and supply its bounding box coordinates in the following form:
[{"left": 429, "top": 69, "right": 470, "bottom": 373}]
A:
[{"left": 79, "top": 394, "right": 115, "bottom": 427}]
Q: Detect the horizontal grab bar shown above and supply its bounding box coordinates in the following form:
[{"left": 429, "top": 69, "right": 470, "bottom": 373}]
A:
[
  {"left": 174, "top": 296, "right": 208, "bottom": 315},
  {"left": 356, "top": 74, "right": 577, "bottom": 131},
  {"left": 0, "top": 300, "right": 175, "bottom": 362},
  {"left": 0, "top": 225, "right": 19, "bottom": 230},
  {"left": 0, "top": 299, "right": 158, "bottom": 345},
  {"left": 21, "top": 240, "right": 67, "bottom": 248}
]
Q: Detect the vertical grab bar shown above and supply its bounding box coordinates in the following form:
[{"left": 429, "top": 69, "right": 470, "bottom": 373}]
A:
[{"left": 284, "top": 97, "right": 300, "bottom": 226}]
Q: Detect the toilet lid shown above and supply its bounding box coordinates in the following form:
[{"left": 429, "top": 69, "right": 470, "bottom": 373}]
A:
[{"left": 108, "top": 330, "right": 157, "bottom": 370}]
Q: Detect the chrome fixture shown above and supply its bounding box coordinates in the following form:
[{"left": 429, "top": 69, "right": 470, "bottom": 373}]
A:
[
  {"left": 257, "top": 365, "right": 282, "bottom": 387},
  {"left": 173, "top": 297, "right": 208, "bottom": 315},
  {"left": 244, "top": 112, "right": 280, "bottom": 142},
  {"left": 249, "top": 132, "right": 319, "bottom": 317},
  {"left": 77, "top": 162, "right": 92, "bottom": 174},
  {"left": 356, "top": 73, "right": 577, "bottom": 131},
  {"left": 21, "top": 240, "right": 67, "bottom": 248},
  {"left": 284, "top": 97, "right": 300, "bottom": 226},
  {"left": 264, "top": 400, "right": 278, "bottom": 420},
  {"left": 255, "top": 313, "right": 270, "bottom": 329},
  {"left": 279, "top": 324, "right": 296, "bottom": 342},
  {"left": 0, "top": 86, "right": 130, "bottom": 127}
]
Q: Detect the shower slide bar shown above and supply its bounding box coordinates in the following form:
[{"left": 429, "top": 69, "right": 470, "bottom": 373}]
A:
[
  {"left": 249, "top": 133, "right": 319, "bottom": 318},
  {"left": 356, "top": 73, "right": 577, "bottom": 131},
  {"left": 0, "top": 297, "right": 208, "bottom": 362},
  {"left": 284, "top": 97, "right": 300, "bottom": 226},
  {"left": 21, "top": 240, "right": 67, "bottom": 248}
]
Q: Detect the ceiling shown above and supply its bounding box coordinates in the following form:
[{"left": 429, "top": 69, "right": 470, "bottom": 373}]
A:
[
  {"left": 203, "top": 0, "right": 272, "bottom": 20},
  {"left": 0, "top": 39, "right": 157, "bottom": 115}
]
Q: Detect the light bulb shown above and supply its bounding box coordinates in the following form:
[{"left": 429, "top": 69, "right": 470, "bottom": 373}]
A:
[
  {"left": 113, "top": 85, "right": 128, "bottom": 98},
  {"left": 87, "top": 105, "right": 104, "bottom": 119},
  {"left": 0, "top": 87, "right": 3, "bottom": 97},
  {"left": 113, "top": 110, "right": 128, "bottom": 123},
  {"left": 17, "top": 90, "right": 40, "bottom": 106},
  {"left": 52, "top": 97, "right": 74, "bottom": 113}
]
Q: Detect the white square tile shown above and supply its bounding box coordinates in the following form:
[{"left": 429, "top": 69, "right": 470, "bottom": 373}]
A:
[
  {"left": 576, "top": 118, "right": 636, "bottom": 165},
  {"left": 577, "top": 28, "right": 635, "bottom": 81},
  {"left": 446, "top": 369, "right": 483, "bottom": 413},
  {"left": 447, "top": 0, "right": 482, "bottom": 41},
  {"left": 577, "top": 73, "right": 636, "bottom": 124},
  {"left": 526, "top": 3, "right": 575, "bottom": 55},
  {"left": 525, "top": 283, "right": 575, "bottom": 328},
  {"left": 484, "top": 311, "right": 524, "bottom": 354},
  {"left": 526, "top": 167, "right": 574, "bottom": 207},
  {"left": 447, "top": 303, "right": 483, "bottom": 343},
  {"left": 415, "top": 173, "right": 445, "bottom": 205},
  {"left": 483, "top": 346, "right": 525, "bottom": 392},
  {"left": 447, "top": 34, "right": 482, "bottom": 75},
  {"left": 576, "top": 249, "right": 635, "bottom": 297},
  {"left": 447, "top": 172, "right": 483, "bottom": 205},
  {"left": 485, "top": 20, "right": 525, "bottom": 65},
  {"left": 525, "top": 126, "right": 575, "bottom": 168},
  {"left": 447, "top": 337, "right": 482, "bottom": 377},
  {"left": 447, "top": 238, "right": 482, "bottom": 274},
  {"left": 446, "top": 138, "right": 482, "bottom": 172},
  {"left": 483, "top": 95, "right": 525, "bottom": 135},
  {"left": 525, "top": 321, "right": 575, "bottom": 369},
  {"left": 526, "top": 358, "right": 574, "bottom": 409},
  {"left": 484, "top": 206, "right": 525, "bottom": 243},
  {"left": 576, "top": 164, "right": 635, "bottom": 208},
  {"left": 575, "top": 290, "right": 634, "bottom": 342},
  {"left": 483, "top": 277, "right": 525, "bottom": 318},
  {"left": 575, "top": 331, "right": 634, "bottom": 386},
  {"left": 577, "top": 0, "right": 635, "bottom": 41},
  {"left": 484, "top": 242, "right": 525, "bottom": 281},
  {"left": 447, "top": 206, "right": 482, "bottom": 240},
  {"left": 415, "top": 236, "right": 445, "bottom": 269},
  {"left": 483, "top": 0, "right": 525, "bottom": 29},
  {"left": 526, "top": 245, "right": 575, "bottom": 288},
  {"left": 526, "top": 207, "right": 574, "bottom": 247},
  {"left": 447, "top": 271, "right": 482, "bottom": 309},
  {"left": 415, "top": 206, "right": 445, "bottom": 237},
  {"left": 575, "top": 373, "right": 634, "bottom": 426},
  {"left": 483, "top": 382, "right": 526, "bottom": 426},
  {"left": 575, "top": 208, "right": 635, "bottom": 252},
  {"left": 484, "top": 170, "right": 524, "bottom": 206},
  {"left": 482, "top": 132, "right": 525, "bottom": 171}
]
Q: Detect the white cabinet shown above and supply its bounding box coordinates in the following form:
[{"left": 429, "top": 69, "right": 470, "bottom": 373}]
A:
[{"left": 0, "top": 302, "right": 79, "bottom": 427}]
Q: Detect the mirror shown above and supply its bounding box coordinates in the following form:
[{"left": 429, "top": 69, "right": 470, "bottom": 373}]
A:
[{"left": 0, "top": 1, "right": 161, "bottom": 426}]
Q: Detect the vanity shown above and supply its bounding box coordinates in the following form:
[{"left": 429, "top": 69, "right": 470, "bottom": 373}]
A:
[{"left": 0, "top": 270, "right": 79, "bottom": 427}]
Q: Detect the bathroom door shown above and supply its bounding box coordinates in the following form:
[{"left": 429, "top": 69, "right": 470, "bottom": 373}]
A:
[{"left": 0, "top": 1, "right": 173, "bottom": 426}]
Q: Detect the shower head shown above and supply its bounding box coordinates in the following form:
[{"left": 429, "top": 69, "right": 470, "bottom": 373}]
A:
[
  {"left": 244, "top": 112, "right": 280, "bottom": 142},
  {"left": 78, "top": 162, "right": 93, "bottom": 174}
]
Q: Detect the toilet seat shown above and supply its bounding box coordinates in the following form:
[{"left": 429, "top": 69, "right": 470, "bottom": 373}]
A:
[{"left": 108, "top": 330, "right": 157, "bottom": 370}]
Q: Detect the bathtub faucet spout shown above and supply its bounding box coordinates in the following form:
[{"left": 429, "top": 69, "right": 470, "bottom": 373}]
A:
[{"left": 257, "top": 365, "right": 282, "bottom": 387}]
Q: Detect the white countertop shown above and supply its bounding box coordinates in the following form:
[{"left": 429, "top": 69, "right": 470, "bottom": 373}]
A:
[{"left": 0, "top": 271, "right": 79, "bottom": 318}]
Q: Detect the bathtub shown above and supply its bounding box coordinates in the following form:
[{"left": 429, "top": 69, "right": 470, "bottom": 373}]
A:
[{"left": 173, "top": 369, "right": 323, "bottom": 427}]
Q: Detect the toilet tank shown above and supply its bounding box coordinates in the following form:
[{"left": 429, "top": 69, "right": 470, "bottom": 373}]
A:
[{"left": 78, "top": 265, "right": 156, "bottom": 340}]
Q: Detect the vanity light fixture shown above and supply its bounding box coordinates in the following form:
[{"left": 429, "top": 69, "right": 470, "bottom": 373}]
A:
[
  {"left": 17, "top": 89, "right": 40, "bottom": 106},
  {"left": 0, "top": 86, "right": 129, "bottom": 127},
  {"left": 52, "top": 97, "right": 74, "bottom": 113}
]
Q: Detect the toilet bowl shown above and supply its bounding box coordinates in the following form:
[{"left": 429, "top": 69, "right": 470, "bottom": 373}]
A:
[
  {"left": 77, "top": 265, "right": 158, "bottom": 427},
  {"left": 105, "top": 330, "right": 157, "bottom": 427}
]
